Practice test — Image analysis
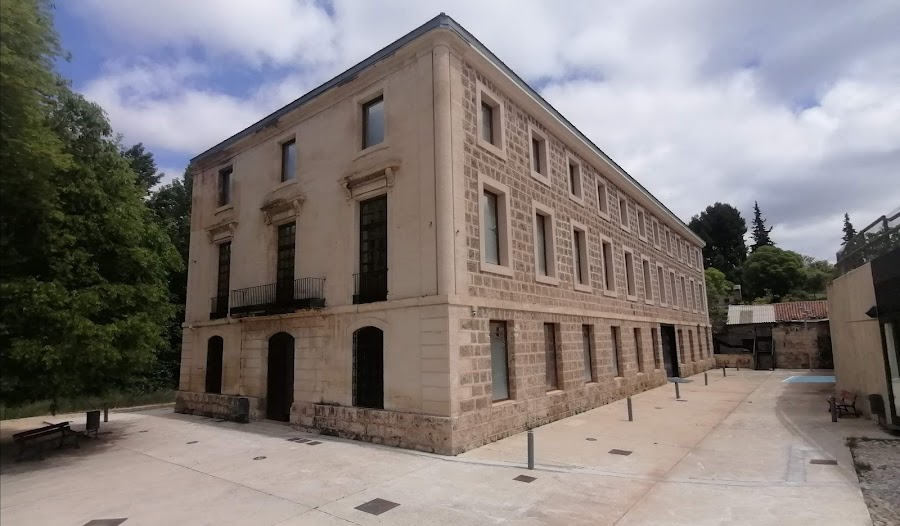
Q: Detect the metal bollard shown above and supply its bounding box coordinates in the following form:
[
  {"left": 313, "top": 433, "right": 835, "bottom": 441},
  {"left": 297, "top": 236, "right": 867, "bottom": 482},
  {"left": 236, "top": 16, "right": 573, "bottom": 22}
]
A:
[
  {"left": 737, "top": 364, "right": 740, "bottom": 371},
  {"left": 722, "top": 366, "right": 727, "bottom": 377},
  {"left": 830, "top": 396, "right": 837, "bottom": 423},
  {"left": 627, "top": 396, "right": 633, "bottom": 422},
  {"left": 704, "top": 372, "right": 708, "bottom": 386},
  {"left": 104, "top": 407, "right": 109, "bottom": 423},
  {"left": 675, "top": 382, "right": 681, "bottom": 399},
  {"left": 527, "top": 430, "right": 535, "bottom": 469}
]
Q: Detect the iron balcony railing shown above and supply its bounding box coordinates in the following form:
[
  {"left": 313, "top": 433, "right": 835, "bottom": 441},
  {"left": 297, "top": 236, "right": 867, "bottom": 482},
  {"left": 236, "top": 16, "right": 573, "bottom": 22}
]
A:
[
  {"left": 836, "top": 210, "right": 900, "bottom": 275},
  {"left": 210, "top": 296, "right": 229, "bottom": 320},
  {"left": 353, "top": 270, "right": 388, "bottom": 304},
  {"left": 229, "top": 277, "right": 325, "bottom": 316}
]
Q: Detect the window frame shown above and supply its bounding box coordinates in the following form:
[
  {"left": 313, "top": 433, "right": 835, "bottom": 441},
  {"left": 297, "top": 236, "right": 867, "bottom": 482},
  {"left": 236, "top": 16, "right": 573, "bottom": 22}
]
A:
[
  {"left": 652, "top": 218, "right": 661, "bottom": 250},
  {"left": 596, "top": 179, "right": 610, "bottom": 221},
  {"left": 217, "top": 165, "right": 233, "bottom": 208},
  {"left": 544, "top": 323, "right": 561, "bottom": 392},
  {"left": 670, "top": 269, "right": 679, "bottom": 310},
  {"left": 528, "top": 125, "right": 551, "bottom": 186},
  {"left": 611, "top": 325, "right": 623, "bottom": 378},
  {"left": 476, "top": 82, "right": 506, "bottom": 159},
  {"left": 618, "top": 194, "right": 630, "bottom": 232},
  {"left": 478, "top": 174, "right": 514, "bottom": 277},
  {"left": 280, "top": 138, "right": 297, "bottom": 183},
  {"left": 489, "top": 320, "right": 510, "bottom": 402},
  {"left": 636, "top": 207, "right": 648, "bottom": 242},
  {"left": 600, "top": 235, "right": 617, "bottom": 297},
  {"left": 566, "top": 156, "right": 584, "bottom": 205},
  {"left": 680, "top": 274, "right": 688, "bottom": 311},
  {"left": 532, "top": 201, "right": 559, "bottom": 285},
  {"left": 634, "top": 328, "right": 644, "bottom": 373},
  {"left": 582, "top": 324, "right": 595, "bottom": 383},
  {"left": 656, "top": 263, "right": 668, "bottom": 307},
  {"left": 571, "top": 219, "right": 591, "bottom": 292},
  {"left": 623, "top": 246, "right": 637, "bottom": 301},
  {"left": 641, "top": 255, "right": 654, "bottom": 305},
  {"left": 361, "top": 94, "right": 385, "bottom": 150},
  {"left": 689, "top": 277, "right": 697, "bottom": 313}
]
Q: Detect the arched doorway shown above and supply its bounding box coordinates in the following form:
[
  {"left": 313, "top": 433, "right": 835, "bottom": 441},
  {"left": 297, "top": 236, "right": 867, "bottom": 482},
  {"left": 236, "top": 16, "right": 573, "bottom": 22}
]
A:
[
  {"left": 266, "top": 332, "right": 295, "bottom": 422},
  {"left": 206, "top": 336, "right": 224, "bottom": 394},
  {"left": 353, "top": 327, "right": 383, "bottom": 409}
]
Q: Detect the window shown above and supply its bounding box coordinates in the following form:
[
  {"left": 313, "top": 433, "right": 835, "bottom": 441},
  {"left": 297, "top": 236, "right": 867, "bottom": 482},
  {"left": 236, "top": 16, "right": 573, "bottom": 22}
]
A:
[
  {"left": 688, "top": 279, "right": 695, "bottom": 312},
  {"left": 597, "top": 181, "right": 610, "bottom": 219},
  {"left": 490, "top": 321, "right": 509, "bottom": 401},
  {"left": 480, "top": 102, "right": 494, "bottom": 144},
  {"left": 634, "top": 328, "right": 644, "bottom": 373},
  {"left": 479, "top": 176, "right": 512, "bottom": 275},
  {"left": 281, "top": 139, "right": 297, "bottom": 182},
  {"left": 637, "top": 208, "right": 647, "bottom": 240},
  {"left": 639, "top": 258, "right": 651, "bottom": 303},
  {"left": 670, "top": 233, "right": 677, "bottom": 257},
  {"left": 611, "top": 326, "right": 622, "bottom": 377},
  {"left": 532, "top": 202, "right": 557, "bottom": 283},
  {"left": 699, "top": 282, "right": 706, "bottom": 313},
  {"left": 536, "top": 214, "right": 548, "bottom": 275},
  {"left": 652, "top": 219, "right": 661, "bottom": 248},
  {"left": 618, "top": 195, "right": 629, "bottom": 230},
  {"left": 601, "top": 238, "right": 616, "bottom": 294},
  {"left": 544, "top": 323, "right": 559, "bottom": 391},
  {"left": 677, "top": 330, "right": 685, "bottom": 364},
  {"left": 356, "top": 195, "right": 388, "bottom": 304},
  {"left": 218, "top": 166, "right": 232, "bottom": 206},
  {"left": 572, "top": 221, "right": 590, "bottom": 290},
  {"left": 697, "top": 248, "right": 703, "bottom": 270},
  {"left": 681, "top": 240, "right": 688, "bottom": 263},
  {"left": 697, "top": 325, "right": 704, "bottom": 358},
  {"left": 362, "top": 95, "right": 384, "bottom": 149},
  {"left": 624, "top": 249, "right": 636, "bottom": 300},
  {"left": 529, "top": 127, "right": 549, "bottom": 185},
  {"left": 277, "top": 222, "right": 295, "bottom": 286},
  {"left": 477, "top": 83, "right": 504, "bottom": 155},
  {"left": 670, "top": 271, "right": 678, "bottom": 309},
  {"left": 212, "top": 241, "right": 231, "bottom": 318},
  {"left": 651, "top": 327, "right": 660, "bottom": 369},
  {"left": 688, "top": 330, "right": 695, "bottom": 361},
  {"left": 663, "top": 227, "right": 670, "bottom": 253},
  {"left": 568, "top": 160, "right": 583, "bottom": 202},
  {"left": 353, "top": 327, "right": 384, "bottom": 409},
  {"left": 205, "top": 336, "right": 224, "bottom": 394},
  {"left": 582, "top": 325, "right": 594, "bottom": 383},
  {"left": 657, "top": 264, "right": 667, "bottom": 306},
  {"left": 680, "top": 276, "right": 688, "bottom": 310}
]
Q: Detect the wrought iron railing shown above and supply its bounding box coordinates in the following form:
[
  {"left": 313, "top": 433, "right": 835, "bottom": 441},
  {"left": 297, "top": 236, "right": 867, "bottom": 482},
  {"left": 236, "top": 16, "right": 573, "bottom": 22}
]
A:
[
  {"left": 353, "top": 270, "right": 388, "bottom": 304},
  {"left": 836, "top": 210, "right": 900, "bottom": 275},
  {"left": 229, "top": 278, "right": 325, "bottom": 316},
  {"left": 210, "top": 296, "right": 229, "bottom": 319}
]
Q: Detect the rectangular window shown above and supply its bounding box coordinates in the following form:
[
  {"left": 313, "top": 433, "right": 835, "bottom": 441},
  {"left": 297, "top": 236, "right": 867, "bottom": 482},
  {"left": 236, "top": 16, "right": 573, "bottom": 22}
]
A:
[
  {"left": 624, "top": 250, "right": 636, "bottom": 299},
  {"left": 277, "top": 223, "right": 296, "bottom": 285},
  {"left": 597, "top": 182, "right": 610, "bottom": 218},
  {"left": 532, "top": 137, "right": 544, "bottom": 175},
  {"left": 480, "top": 102, "right": 494, "bottom": 144},
  {"left": 651, "top": 327, "right": 660, "bottom": 369},
  {"left": 653, "top": 220, "right": 661, "bottom": 247},
  {"left": 568, "top": 161, "right": 582, "bottom": 200},
  {"left": 657, "top": 264, "right": 667, "bottom": 305},
  {"left": 362, "top": 95, "right": 384, "bottom": 149},
  {"left": 602, "top": 240, "right": 615, "bottom": 292},
  {"left": 544, "top": 323, "right": 559, "bottom": 391},
  {"left": 490, "top": 321, "right": 509, "bottom": 402},
  {"left": 535, "top": 213, "right": 548, "bottom": 276},
  {"left": 281, "top": 139, "right": 297, "bottom": 182},
  {"left": 356, "top": 195, "right": 388, "bottom": 304},
  {"left": 611, "top": 326, "right": 622, "bottom": 377},
  {"left": 637, "top": 209, "right": 647, "bottom": 239},
  {"left": 670, "top": 271, "right": 678, "bottom": 309},
  {"left": 482, "top": 190, "right": 500, "bottom": 265},
  {"left": 634, "top": 328, "right": 644, "bottom": 373},
  {"left": 572, "top": 226, "right": 589, "bottom": 287},
  {"left": 697, "top": 325, "right": 704, "bottom": 358},
  {"left": 688, "top": 330, "right": 695, "bottom": 361},
  {"left": 582, "top": 325, "right": 594, "bottom": 382},
  {"left": 681, "top": 276, "right": 688, "bottom": 309},
  {"left": 619, "top": 196, "right": 629, "bottom": 229},
  {"left": 642, "top": 258, "right": 653, "bottom": 302},
  {"left": 663, "top": 228, "right": 670, "bottom": 253},
  {"left": 218, "top": 166, "right": 232, "bottom": 206},
  {"left": 217, "top": 241, "right": 231, "bottom": 304}
]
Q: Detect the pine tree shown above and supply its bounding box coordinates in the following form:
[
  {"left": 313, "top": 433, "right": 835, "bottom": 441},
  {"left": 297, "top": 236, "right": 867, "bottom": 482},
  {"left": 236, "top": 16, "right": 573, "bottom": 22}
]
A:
[
  {"left": 750, "top": 201, "right": 774, "bottom": 252},
  {"left": 841, "top": 213, "right": 857, "bottom": 246}
]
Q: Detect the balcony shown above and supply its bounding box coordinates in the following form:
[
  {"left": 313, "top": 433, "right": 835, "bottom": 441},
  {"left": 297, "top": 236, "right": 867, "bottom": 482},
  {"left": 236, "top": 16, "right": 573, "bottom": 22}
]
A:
[
  {"left": 210, "top": 296, "right": 229, "bottom": 320},
  {"left": 229, "top": 278, "right": 325, "bottom": 316},
  {"left": 353, "top": 270, "right": 388, "bottom": 304}
]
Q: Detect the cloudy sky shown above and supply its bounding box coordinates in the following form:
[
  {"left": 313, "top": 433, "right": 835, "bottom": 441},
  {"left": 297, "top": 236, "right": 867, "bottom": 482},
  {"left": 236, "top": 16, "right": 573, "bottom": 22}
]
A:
[{"left": 54, "top": 0, "right": 900, "bottom": 261}]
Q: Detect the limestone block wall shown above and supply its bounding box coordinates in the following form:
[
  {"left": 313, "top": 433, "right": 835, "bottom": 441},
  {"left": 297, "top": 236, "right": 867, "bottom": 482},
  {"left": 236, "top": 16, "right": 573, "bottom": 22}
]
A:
[
  {"left": 174, "top": 392, "right": 260, "bottom": 422},
  {"left": 773, "top": 321, "right": 832, "bottom": 369}
]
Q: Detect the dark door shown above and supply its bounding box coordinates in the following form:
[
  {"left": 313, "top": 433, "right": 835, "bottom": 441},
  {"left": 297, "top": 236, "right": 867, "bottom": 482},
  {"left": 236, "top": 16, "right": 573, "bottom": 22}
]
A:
[
  {"left": 353, "top": 327, "right": 384, "bottom": 409},
  {"left": 661, "top": 324, "right": 680, "bottom": 378},
  {"left": 357, "top": 195, "right": 387, "bottom": 303},
  {"left": 276, "top": 222, "right": 296, "bottom": 304},
  {"left": 205, "top": 336, "right": 224, "bottom": 394},
  {"left": 266, "top": 332, "right": 295, "bottom": 422}
]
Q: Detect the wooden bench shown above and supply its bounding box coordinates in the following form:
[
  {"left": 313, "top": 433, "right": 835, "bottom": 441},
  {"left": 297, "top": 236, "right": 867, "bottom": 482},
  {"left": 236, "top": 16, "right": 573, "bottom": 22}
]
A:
[
  {"left": 12, "top": 422, "right": 80, "bottom": 461},
  {"left": 827, "top": 390, "right": 860, "bottom": 418}
]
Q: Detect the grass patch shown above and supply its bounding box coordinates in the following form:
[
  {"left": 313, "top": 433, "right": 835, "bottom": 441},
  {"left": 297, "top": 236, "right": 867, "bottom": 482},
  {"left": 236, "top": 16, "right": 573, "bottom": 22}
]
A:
[{"left": 0, "top": 390, "right": 175, "bottom": 420}]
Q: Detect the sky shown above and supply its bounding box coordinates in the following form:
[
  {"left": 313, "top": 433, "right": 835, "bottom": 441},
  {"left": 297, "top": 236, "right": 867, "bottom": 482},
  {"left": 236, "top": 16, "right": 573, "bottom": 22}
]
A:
[{"left": 53, "top": 0, "right": 900, "bottom": 261}]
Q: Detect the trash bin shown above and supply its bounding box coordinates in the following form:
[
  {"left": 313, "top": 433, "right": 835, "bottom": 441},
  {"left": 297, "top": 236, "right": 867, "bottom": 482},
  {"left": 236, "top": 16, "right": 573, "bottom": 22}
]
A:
[
  {"left": 86, "top": 409, "right": 101, "bottom": 437},
  {"left": 868, "top": 394, "right": 885, "bottom": 426}
]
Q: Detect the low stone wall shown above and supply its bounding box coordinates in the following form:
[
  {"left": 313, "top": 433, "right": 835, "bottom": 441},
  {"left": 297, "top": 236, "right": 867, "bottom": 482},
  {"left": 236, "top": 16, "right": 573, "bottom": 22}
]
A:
[
  {"left": 293, "top": 402, "right": 454, "bottom": 454},
  {"left": 175, "top": 391, "right": 260, "bottom": 423},
  {"left": 714, "top": 354, "right": 754, "bottom": 369}
]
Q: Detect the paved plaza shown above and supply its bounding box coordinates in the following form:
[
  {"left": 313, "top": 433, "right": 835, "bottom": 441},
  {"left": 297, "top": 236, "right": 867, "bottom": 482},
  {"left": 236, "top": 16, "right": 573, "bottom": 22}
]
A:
[{"left": 1, "top": 370, "right": 894, "bottom": 525}]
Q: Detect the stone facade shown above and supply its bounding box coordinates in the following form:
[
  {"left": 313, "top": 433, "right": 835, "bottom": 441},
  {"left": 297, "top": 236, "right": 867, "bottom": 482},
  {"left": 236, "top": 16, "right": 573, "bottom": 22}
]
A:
[
  {"left": 177, "top": 17, "right": 713, "bottom": 456},
  {"left": 772, "top": 321, "right": 832, "bottom": 369}
]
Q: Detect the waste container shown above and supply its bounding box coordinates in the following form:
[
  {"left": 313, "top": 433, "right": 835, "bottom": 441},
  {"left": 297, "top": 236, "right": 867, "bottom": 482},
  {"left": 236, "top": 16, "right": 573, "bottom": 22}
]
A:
[
  {"left": 868, "top": 394, "right": 885, "bottom": 426},
  {"left": 86, "top": 409, "right": 101, "bottom": 437}
]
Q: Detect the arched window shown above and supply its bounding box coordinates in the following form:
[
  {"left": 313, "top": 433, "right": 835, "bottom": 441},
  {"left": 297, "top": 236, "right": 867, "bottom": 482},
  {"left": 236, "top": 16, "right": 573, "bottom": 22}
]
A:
[
  {"left": 353, "top": 327, "right": 384, "bottom": 409},
  {"left": 206, "top": 336, "right": 224, "bottom": 394}
]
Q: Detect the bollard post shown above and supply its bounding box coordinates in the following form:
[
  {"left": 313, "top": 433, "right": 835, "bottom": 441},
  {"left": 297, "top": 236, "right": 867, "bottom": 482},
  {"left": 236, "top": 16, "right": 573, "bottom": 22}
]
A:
[
  {"left": 737, "top": 364, "right": 740, "bottom": 371},
  {"left": 675, "top": 382, "right": 681, "bottom": 399},
  {"left": 627, "top": 396, "right": 633, "bottom": 422},
  {"left": 830, "top": 396, "right": 837, "bottom": 423},
  {"left": 722, "top": 366, "right": 726, "bottom": 377},
  {"left": 103, "top": 406, "right": 109, "bottom": 423},
  {"left": 704, "top": 372, "right": 708, "bottom": 386},
  {"left": 527, "top": 430, "right": 535, "bottom": 469}
]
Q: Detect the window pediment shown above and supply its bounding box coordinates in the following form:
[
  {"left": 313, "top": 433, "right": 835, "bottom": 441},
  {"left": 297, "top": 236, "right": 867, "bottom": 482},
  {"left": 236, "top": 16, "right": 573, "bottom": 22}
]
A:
[
  {"left": 340, "top": 159, "right": 400, "bottom": 199},
  {"left": 205, "top": 220, "right": 238, "bottom": 243}
]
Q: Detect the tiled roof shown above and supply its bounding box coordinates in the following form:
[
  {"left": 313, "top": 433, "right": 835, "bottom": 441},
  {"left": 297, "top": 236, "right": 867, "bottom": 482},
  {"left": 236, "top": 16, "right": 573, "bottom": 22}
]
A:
[
  {"left": 774, "top": 301, "right": 828, "bottom": 322},
  {"left": 726, "top": 305, "right": 775, "bottom": 325}
]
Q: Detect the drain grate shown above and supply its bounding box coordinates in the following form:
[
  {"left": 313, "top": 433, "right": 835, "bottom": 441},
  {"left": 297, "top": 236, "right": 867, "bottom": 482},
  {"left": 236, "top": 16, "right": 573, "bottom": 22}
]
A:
[
  {"left": 287, "top": 437, "right": 309, "bottom": 443},
  {"left": 82, "top": 520, "right": 127, "bottom": 526},
  {"left": 810, "top": 459, "right": 838, "bottom": 465},
  {"left": 253, "top": 456, "right": 266, "bottom": 461},
  {"left": 513, "top": 475, "right": 536, "bottom": 483},
  {"left": 609, "top": 449, "right": 632, "bottom": 456},
  {"left": 586, "top": 438, "right": 597, "bottom": 442},
  {"left": 355, "top": 498, "right": 400, "bottom": 516},
  {"left": 306, "top": 441, "right": 322, "bottom": 446},
  {"left": 186, "top": 441, "right": 198, "bottom": 444}
]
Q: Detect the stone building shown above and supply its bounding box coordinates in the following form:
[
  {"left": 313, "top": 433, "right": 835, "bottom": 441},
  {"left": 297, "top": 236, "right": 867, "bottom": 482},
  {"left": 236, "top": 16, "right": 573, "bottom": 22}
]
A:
[{"left": 176, "top": 14, "right": 713, "bottom": 454}]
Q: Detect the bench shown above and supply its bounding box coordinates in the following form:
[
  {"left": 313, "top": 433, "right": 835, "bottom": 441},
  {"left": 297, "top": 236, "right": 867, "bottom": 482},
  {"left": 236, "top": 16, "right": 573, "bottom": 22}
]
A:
[
  {"left": 12, "top": 422, "right": 80, "bottom": 461},
  {"left": 827, "top": 390, "right": 859, "bottom": 418}
]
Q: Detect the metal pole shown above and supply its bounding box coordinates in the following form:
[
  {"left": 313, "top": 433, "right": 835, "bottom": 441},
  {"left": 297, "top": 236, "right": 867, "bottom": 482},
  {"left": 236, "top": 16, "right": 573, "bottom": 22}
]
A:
[
  {"left": 675, "top": 382, "right": 681, "bottom": 399},
  {"left": 627, "top": 397, "right": 633, "bottom": 421},
  {"left": 704, "top": 372, "right": 708, "bottom": 386},
  {"left": 722, "top": 366, "right": 727, "bottom": 377},
  {"left": 527, "top": 430, "right": 535, "bottom": 469},
  {"left": 104, "top": 406, "right": 109, "bottom": 423},
  {"left": 830, "top": 396, "right": 837, "bottom": 423}
]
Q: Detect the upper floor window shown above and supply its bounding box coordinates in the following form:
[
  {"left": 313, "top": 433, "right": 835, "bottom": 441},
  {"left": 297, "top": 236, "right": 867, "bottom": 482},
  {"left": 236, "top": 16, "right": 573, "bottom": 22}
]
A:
[
  {"left": 572, "top": 221, "right": 590, "bottom": 290},
  {"left": 483, "top": 190, "right": 501, "bottom": 265},
  {"left": 637, "top": 208, "right": 647, "bottom": 240},
  {"left": 362, "top": 96, "right": 384, "bottom": 149},
  {"left": 480, "top": 102, "right": 494, "bottom": 144},
  {"left": 657, "top": 263, "right": 667, "bottom": 306},
  {"left": 477, "top": 83, "right": 505, "bottom": 156},
  {"left": 568, "top": 160, "right": 583, "bottom": 202},
  {"left": 652, "top": 219, "right": 661, "bottom": 248},
  {"left": 597, "top": 181, "right": 610, "bottom": 219},
  {"left": 619, "top": 195, "right": 629, "bottom": 231},
  {"left": 529, "top": 126, "right": 549, "bottom": 185},
  {"left": 479, "top": 175, "right": 512, "bottom": 276},
  {"left": 601, "top": 238, "right": 616, "bottom": 294},
  {"left": 218, "top": 166, "right": 232, "bottom": 207},
  {"left": 281, "top": 139, "right": 297, "bottom": 182}
]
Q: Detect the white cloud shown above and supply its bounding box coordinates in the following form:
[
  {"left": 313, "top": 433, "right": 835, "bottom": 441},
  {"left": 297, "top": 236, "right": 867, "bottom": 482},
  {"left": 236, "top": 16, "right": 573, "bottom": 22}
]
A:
[{"left": 68, "top": 0, "right": 900, "bottom": 260}]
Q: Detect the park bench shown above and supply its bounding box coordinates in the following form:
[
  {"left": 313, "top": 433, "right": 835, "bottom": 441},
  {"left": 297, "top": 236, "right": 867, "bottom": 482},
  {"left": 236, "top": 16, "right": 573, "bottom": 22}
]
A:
[
  {"left": 827, "top": 390, "right": 859, "bottom": 418},
  {"left": 12, "top": 421, "right": 80, "bottom": 461}
]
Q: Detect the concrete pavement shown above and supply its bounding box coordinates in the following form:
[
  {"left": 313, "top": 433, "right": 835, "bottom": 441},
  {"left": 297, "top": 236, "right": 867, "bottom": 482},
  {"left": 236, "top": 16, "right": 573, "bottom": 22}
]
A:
[{"left": 1, "top": 370, "right": 892, "bottom": 525}]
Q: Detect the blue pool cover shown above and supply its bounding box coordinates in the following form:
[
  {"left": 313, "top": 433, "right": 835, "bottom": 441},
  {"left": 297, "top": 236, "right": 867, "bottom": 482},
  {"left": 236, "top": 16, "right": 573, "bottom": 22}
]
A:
[{"left": 782, "top": 375, "right": 835, "bottom": 383}]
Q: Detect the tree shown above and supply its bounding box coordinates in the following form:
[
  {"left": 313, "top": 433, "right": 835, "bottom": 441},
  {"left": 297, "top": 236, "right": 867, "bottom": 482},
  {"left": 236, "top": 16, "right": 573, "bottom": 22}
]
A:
[
  {"left": 122, "top": 142, "right": 163, "bottom": 194},
  {"left": 742, "top": 246, "right": 804, "bottom": 302},
  {"left": 841, "top": 213, "right": 857, "bottom": 246},
  {"left": 688, "top": 203, "right": 748, "bottom": 283},
  {"left": 750, "top": 201, "right": 774, "bottom": 252},
  {"left": 704, "top": 268, "right": 733, "bottom": 332}
]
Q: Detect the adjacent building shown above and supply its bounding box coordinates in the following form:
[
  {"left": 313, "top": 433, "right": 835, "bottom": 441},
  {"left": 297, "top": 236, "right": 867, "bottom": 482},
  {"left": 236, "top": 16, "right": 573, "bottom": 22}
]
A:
[{"left": 176, "top": 14, "right": 713, "bottom": 454}]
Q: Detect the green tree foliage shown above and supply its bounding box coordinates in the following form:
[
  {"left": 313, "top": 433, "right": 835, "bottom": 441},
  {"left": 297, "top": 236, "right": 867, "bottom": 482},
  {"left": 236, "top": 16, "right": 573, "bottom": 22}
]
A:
[
  {"left": 841, "top": 213, "right": 857, "bottom": 246},
  {"left": 704, "top": 268, "right": 733, "bottom": 332},
  {"left": 750, "top": 201, "right": 774, "bottom": 252},
  {"left": 122, "top": 142, "right": 163, "bottom": 194},
  {"left": 742, "top": 246, "right": 804, "bottom": 302},
  {"left": 0, "top": 0, "right": 180, "bottom": 405},
  {"left": 688, "top": 203, "right": 748, "bottom": 283}
]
